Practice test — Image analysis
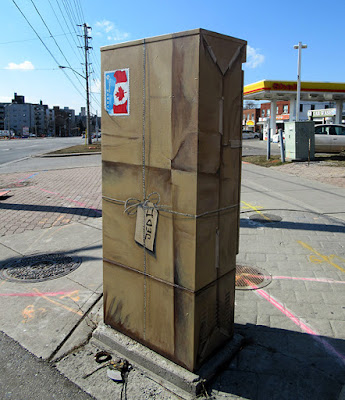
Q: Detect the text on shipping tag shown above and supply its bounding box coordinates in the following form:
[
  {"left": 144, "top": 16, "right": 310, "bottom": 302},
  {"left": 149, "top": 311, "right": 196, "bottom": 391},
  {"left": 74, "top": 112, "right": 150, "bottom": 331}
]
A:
[{"left": 134, "top": 202, "right": 158, "bottom": 252}]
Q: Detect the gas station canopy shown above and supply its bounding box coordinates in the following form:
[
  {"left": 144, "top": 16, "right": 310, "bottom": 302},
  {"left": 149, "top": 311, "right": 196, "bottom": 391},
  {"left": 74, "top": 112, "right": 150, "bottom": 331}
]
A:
[
  {"left": 244, "top": 80, "right": 345, "bottom": 102},
  {"left": 243, "top": 80, "right": 345, "bottom": 135}
]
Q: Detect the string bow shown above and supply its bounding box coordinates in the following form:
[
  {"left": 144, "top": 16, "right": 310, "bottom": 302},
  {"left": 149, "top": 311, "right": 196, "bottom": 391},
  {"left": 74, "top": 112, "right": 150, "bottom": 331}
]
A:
[{"left": 124, "top": 192, "right": 161, "bottom": 216}]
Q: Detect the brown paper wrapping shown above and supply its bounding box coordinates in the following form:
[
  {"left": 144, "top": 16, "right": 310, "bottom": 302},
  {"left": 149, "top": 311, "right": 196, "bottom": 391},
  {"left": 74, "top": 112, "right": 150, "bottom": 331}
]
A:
[{"left": 102, "top": 29, "right": 246, "bottom": 371}]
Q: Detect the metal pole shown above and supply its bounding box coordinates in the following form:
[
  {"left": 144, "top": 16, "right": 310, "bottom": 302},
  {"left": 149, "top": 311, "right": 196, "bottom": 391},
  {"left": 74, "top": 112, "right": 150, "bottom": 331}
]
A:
[
  {"left": 82, "top": 23, "right": 92, "bottom": 145},
  {"left": 296, "top": 42, "right": 302, "bottom": 122},
  {"left": 267, "top": 119, "right": 271, "bottom": 160},
  {"left": 294, "top": 42, "right": 307, "bottom": 122}
]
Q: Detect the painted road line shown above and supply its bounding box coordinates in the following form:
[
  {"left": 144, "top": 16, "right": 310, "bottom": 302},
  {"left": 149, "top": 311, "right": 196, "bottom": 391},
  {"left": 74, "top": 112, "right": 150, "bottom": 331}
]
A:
[
  {"left": 298, "top": 241, "right": 345, "bottom": 273},
  {"left": 241, "top": 200, "right": 271, "bottom": 221}
]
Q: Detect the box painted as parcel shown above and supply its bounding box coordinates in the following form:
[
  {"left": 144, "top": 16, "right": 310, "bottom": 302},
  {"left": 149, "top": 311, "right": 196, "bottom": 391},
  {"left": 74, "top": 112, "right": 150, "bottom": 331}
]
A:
[{"left": 101, "top": 28, "right": 246, "bottom": 371}]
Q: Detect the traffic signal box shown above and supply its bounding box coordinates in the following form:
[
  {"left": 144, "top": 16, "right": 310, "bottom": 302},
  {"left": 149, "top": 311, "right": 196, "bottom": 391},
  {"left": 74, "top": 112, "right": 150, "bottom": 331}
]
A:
[{"left": 101, "top": 29, "right": 246, "bottom": 372}]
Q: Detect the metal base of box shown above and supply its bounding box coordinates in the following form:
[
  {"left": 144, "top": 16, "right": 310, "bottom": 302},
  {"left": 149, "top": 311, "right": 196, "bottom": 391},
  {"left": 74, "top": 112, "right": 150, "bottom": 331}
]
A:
[{"left": 92, "top": 323, "right": 243, "bottom": 400}]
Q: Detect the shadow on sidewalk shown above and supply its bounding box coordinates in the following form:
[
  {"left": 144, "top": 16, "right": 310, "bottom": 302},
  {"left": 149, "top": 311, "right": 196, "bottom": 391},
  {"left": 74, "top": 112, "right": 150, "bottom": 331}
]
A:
[
  {"left": 0, "top": 202, "right": 102, "bottom": 218},
  {"left": 209, "top": 323, "right": 345, "bottom": 400},
  {"left": 240, "top": 218, "right": 345, "bottom": 233},
  {"left": 0, "top": 244, "right": 103, "bottom": 270}
]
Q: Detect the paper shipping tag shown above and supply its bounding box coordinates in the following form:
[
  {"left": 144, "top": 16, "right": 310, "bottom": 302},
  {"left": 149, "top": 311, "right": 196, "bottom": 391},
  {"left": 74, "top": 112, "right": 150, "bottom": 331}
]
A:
[{"left": 134, "top": 202, "right": 158, "bottom": 252}]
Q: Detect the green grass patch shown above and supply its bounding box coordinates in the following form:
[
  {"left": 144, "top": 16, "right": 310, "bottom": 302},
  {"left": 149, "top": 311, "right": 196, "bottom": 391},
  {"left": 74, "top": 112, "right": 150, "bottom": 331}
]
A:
[
  {"left": 242, "top": 155, "right": 289, "bottom": 167},
  {"left": 48, "top": 142, "right": 101, "bottom": 154}
]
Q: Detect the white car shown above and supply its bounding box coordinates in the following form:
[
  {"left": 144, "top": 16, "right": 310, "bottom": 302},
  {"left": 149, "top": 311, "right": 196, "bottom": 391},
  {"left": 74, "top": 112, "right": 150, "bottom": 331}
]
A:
[
  {"left": 242, "top": 130, "right": 260, "bottom": 139},
  {"left": 315, "top": 124, "right": 345, "bottom": 153}
]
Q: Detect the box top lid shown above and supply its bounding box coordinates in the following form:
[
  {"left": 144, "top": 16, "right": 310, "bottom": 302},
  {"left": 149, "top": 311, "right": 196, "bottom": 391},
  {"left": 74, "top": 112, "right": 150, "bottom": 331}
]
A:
[{"left": 101, "top": 28, "right": 246, "bottom": 53}]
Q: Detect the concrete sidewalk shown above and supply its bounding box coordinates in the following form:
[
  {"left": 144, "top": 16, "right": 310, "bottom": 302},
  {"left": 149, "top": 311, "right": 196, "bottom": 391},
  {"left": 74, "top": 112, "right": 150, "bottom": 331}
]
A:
[{"left": 0, "top": 163, "right": 344, "bottom": 399}]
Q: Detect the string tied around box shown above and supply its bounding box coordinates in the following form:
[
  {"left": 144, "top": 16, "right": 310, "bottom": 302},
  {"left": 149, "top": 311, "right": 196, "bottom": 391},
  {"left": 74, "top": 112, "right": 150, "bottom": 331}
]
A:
[{"left": 102, "top": 194, "right": 239, "bottom": 219}]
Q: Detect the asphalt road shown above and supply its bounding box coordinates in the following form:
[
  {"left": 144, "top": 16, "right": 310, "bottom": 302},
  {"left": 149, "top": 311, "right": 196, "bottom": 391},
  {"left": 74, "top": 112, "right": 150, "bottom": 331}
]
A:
[
  {"left": 242, "top": 138, "right": 281, "bottom": 156},
  {"left": 0, "top": 137, "right": 279, "bottom": 167},
  {"left": 0, "top": 137, "right": 83, "bottom": 165},
  {"left": 0, "top": 331, "right": 95, "bottom": 400}
]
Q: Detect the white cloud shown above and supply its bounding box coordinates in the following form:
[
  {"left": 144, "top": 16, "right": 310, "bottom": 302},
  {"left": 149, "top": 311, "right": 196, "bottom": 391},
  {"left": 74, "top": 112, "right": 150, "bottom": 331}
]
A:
[
  {"left": 95, "top": 20, "right": 114, "bottom": 33},
  {"left": 5, "top": 61, "right": 35, "bottom": 70},
  {"left": 246, "top": 46, "right": 265, "bottom": 69},
  {"left": 95, "top": 19, "right": 130, "bottom": 43}
]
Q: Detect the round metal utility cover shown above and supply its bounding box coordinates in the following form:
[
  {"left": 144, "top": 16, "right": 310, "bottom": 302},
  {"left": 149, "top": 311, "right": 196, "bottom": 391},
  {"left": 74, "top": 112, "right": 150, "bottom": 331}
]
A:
[
  {"left": 235, "top": 265, "right": 272, "bottom": 290},
  {"left": 0, "top": 253, "right": 82, "bottom": 283},
  {"left": 249, "top": 213, "right": 282, "bottom": 223}
]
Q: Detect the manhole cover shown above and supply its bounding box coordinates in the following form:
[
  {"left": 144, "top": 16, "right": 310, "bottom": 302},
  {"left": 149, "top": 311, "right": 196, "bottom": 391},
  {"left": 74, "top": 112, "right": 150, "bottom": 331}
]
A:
[
  {"left": 249, "top": 213, "right": 282, "bottom": 223},
  {"left": 0, "top": 253, "right": 82, "bottom": 283},
  {"left": 235, "top": 265, "right": 272, "bottom": 290}
]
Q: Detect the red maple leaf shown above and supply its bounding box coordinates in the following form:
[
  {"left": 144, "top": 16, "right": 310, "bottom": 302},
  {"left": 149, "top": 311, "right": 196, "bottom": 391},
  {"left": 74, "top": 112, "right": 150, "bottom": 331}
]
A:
[{"left": 115, "top": 86, "right": 126, "bottom": 102}]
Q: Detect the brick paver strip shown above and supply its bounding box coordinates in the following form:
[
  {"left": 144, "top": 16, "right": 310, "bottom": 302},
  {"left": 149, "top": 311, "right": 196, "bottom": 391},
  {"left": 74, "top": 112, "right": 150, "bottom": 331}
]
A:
[{"left": 0, "top": 167, "right": 102, "bottom": 237}]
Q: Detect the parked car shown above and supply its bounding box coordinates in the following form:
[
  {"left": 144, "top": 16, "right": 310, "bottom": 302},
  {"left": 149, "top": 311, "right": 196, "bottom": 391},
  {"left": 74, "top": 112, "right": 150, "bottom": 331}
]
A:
[
  {"left": 242, "top": 130, "right": 260, "bottom": 139},
  {"left": 315, "top": 124, "right": 345, "bottom": 153}
]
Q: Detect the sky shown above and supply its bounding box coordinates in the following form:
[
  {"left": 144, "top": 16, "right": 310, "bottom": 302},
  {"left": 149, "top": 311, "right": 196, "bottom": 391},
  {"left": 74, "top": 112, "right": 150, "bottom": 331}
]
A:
[{"left": 1, "top": 0, "right": 345, "bottom": 115}]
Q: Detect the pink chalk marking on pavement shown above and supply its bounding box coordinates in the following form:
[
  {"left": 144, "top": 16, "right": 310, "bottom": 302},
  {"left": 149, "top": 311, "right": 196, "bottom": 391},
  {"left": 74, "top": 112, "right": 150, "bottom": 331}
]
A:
[
  {"left": 265, "top": 275, "right": 345, "bottom": 284},
  {"left": 40, "top": 189, "right": 59, "bottom": 195},
  {"left": 244, "top": 278, "right": 345, "bottom": 367},
  {"left": 274, "top": 276, "right": 345, "bottom": 284},
  {"left": 38, "top": 188, "right": 101, "bottom": 214},
  {"left": 255, "top": 287, "right": 317, "bottom": 335},
  {"left": 0, "top": 290, "right": 74, "bottom": 298}
]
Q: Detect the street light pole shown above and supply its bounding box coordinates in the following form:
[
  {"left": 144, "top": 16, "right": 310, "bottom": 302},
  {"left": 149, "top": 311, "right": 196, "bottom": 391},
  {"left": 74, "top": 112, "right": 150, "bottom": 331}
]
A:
[{"left": 294, "top": 42, "right": 307, "bottom": 122}]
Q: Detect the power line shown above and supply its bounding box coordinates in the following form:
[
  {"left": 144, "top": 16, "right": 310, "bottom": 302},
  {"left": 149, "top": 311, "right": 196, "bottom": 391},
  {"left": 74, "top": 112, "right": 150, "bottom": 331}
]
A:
[
  {"left": 76, "top": 0, "right": 85, "bottom": 23},
  {"left": 73, "top": 0, "right": 84, "bottom": 23},
  {"left": 10, "top": 0, "right": 85, "bottom": 100},
  {"left": 66, "top": 0, "right": 81, "bottom": 26},
  {"left": 29, "top": 0, "right": 85, "bottom": 91},
  {"left": 47, "top": 0, "right": 83, "bottom": 63},
  {"left": 1, "top": 67, "right": 68, "bottom": 71},
  {"left": 61, "top": 0, "right": 83, "bottom": 49},
  {"left": 54, "top": 0, "right": 84, "bottom": 60},
  {"left": 0, "top": 32, "right": 73, "bottom": 45}
]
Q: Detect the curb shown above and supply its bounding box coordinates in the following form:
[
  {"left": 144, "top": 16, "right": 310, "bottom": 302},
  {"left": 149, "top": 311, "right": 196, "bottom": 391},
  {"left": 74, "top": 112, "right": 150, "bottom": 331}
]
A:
[
  {"left": 35, "top": 152, "right": 102, "bottom": 158},
  {"left": 92, "top": 323, "right": 244, "bottom": 400}
]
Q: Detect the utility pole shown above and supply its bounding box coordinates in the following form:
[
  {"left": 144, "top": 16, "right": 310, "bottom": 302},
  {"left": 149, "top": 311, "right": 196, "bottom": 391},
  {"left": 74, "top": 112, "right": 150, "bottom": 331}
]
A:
[{"left": 79, "top": 23, "right": 92, "bottom": 145}]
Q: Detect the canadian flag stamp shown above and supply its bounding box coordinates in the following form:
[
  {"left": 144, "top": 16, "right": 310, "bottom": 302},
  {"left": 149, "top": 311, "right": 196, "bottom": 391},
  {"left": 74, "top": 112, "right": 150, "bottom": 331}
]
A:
[{"left": 104, "top": 69, "right": 130, "bottom": 116}]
